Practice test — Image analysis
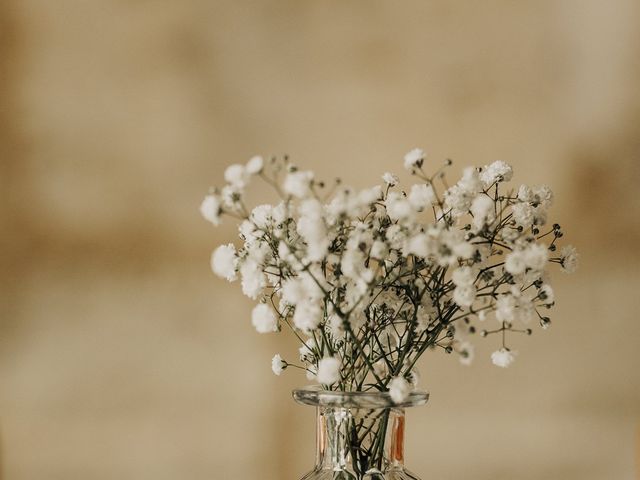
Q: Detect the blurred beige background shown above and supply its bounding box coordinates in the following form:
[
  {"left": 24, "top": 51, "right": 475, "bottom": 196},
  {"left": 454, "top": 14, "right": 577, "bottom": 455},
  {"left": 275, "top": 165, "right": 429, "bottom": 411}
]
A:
[{"left": 1, "top": 1, "right": 640, "bottom": 479}]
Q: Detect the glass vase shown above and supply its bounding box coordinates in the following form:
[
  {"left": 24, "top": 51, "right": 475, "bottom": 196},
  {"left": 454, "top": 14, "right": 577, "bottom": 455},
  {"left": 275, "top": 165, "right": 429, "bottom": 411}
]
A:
[{"left": 293, "top": 387, "right": 428, "bottom": 480}]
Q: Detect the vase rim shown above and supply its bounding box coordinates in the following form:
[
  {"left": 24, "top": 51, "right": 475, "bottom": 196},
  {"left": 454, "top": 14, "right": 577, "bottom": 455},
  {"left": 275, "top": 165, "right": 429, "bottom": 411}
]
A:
[{"left": 292, "top": 386, "right": 429, "bottom": 408}]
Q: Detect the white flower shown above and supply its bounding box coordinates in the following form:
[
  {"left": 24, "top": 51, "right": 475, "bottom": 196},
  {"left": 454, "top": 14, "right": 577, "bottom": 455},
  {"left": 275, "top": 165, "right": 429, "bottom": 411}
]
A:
[
  {"left": 389, "top": 376, "right": 412, "bottom": 403},
  {"left": 512, "top": 202, "right": 534, "bottom": 228},
  {"left": 403, "top": 233, "right": 431, "bottom": 258},
  {"left": 220, "top": 184, "right": 243, "bottom": 211},
  {"left": 327, "top": 313, "right": 345, "bottom": 339},
  {"left": 408, "top": 184, "right": 435, "bottom": 211},
  {"left": 299, "top": 342, "right": 314, "bottom": 362},
  {"left": 200, "top": 195, "right": 222, "bottom": 225},
  {"left": 357, "top": 186, "right": 382, "bottom": 206},
  {"left": 271, "top": 354, "right": 286, "bottom": 375},
  {"left": 246, "top": 155, "right": 264, "bottom": 174},
  {"left": 370, "top": 240, "right": 389, "bottom": 259},
  {"left": 251, "top": 303, "right": 278, "bottom": 333},
  {"left": 454, "top": 284, "right": 476, "bottom": 308},
  {"left": 480, "top": 161, "right": 513, "bottom": 187},
  {"left": 470, "top": 195, "right": 495, "bottom": 230},
  {"left": 239, "top": 220, "right": 259, "bottom": 244},
  {"left": 240, "top": 259, "right": 265, "bottom": 299},
  {"left": 280, "top": 278, "right": 306, "bottom": 306},
  {"left": 517, "top": 185, "right": 534, "bottom": 202},
  {"left": 293, "top": 299, "right": 323, "bottom": 333},
  {"left": 459, "top": 167, "right": 483, "bottom": 192},
  {"left": 403, "top": 148, "right": 425, "bottom": 171},
  {"left": 538, "top": 283, "right": 555, "bottom": 305},
  {"left": 505, "top": 251, "right": 526, "bottom": 275},
  {"left": 559, "top": 245, "right": 578, "bottom": 273},
  {"left": 535, "top": 185, "right": 554, "bottom": 208},
  {"left": 491, "top": 348, "right": 516, "bottom": 368},
  {"left": 317, "top": 356, "right": 341, "bottom": 385},
  {"left": 284, "top": 170, "right": 314, "bottom": 198},
  {"left": 297, "top": 199, "right": 329, "bottom": 261},
  {"left": 496, "top": 295, "right": 516, "bottom": 323},
  {"left": 385, "top": 192, "right": 413, "bottom": 221},
  {"left": 224, "top": 164, "right": 248, "bottom": 188},
  {"left": 250, "top": 204, "right": 274, "bottom": 229},
  {"left": 382, "top": 172, "right": 399, "bottom": 186},
  {"left": 452, "top": 266, "right": 475, "bottom": 287},
  {"left": 444, "top": 168, "right": 481, "bottom": 216},
  {"left": 436, "top": 228, "right": 473, "bottom": 265},
  {"left": 524, "top": 243, "right": 548, "bottom": 272},
  {"left": 211, "top": 244, "right": 237, "bottom": 281}
]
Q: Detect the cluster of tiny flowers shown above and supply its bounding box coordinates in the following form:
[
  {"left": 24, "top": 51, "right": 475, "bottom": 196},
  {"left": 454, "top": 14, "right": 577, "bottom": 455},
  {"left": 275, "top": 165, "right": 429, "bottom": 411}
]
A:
[{"left": 201, "top": 151, "right": 577, "bottom": 402}]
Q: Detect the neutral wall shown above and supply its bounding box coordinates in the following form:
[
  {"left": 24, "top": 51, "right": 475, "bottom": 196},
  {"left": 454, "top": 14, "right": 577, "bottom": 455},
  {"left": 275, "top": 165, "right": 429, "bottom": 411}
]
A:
[{"left": 1, "top": 1, "right": 639, "bottom": 479}]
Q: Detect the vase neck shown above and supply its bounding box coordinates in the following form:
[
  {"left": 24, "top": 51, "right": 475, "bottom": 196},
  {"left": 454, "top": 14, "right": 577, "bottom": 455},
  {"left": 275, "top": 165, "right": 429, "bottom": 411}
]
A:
[{"left": 314, "top": 406, "right": 405, "bottom": 475}]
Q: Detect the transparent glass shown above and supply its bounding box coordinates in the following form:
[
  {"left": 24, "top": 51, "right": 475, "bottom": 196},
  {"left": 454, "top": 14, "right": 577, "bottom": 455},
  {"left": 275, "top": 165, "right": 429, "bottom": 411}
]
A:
[{"left": 293, "top": 387, "right": 429, "bottom": 480}]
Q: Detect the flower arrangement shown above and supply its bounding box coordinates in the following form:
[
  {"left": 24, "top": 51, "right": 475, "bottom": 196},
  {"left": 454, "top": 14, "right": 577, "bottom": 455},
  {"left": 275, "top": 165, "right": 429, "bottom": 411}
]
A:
[{"left": 201, "top": 150, "right": 577, "bottom": 402}]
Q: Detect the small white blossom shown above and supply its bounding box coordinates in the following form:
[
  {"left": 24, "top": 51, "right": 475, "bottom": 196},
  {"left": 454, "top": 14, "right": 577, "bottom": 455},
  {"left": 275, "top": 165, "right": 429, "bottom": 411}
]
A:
[
  {"left": 389, "top": 376, "right": 412, "bottom": 403},
  {"left": 220, "top": 184, "right": 243, "bottom": 211},
  {"left": 246, "top": 155, "right": 264, "bottom": 174},
  {"left": 297, "top": 199, "right": 329, "bottom": 261},
  {"left": 559, "top": 245, "right": 579, "bottom": 273},
  {"left": 539, "top": 284, "right": 554, "bottom": 305},
  {"left": 271, "top": 354, "right": 286, "bottom": 375},
  {"left": 284, "top": 170, "right": 314, "bottom": 198},
  {"left": 200, "top": 195, "right": 222, "bottom": 225},
  {"left": 512, "top": 202, "right": 535, "bottom": 228},
  {"left": 517, "top": 184, "right": 534, "bottom": 202},
  {"left": 317, "top": 356, "right": 341, "bottom": 385},
  {"left": 385, "top": 192, "right": 413, "bottom": 221},
  {"left": 240, "top": 259, "right": 265, "bottom": 299},
  {"left": 224, "top": 164, "right": 248, "bottom": 188},
  {"left": 280, "top": 278, "right": 306, "bottom": 306},
  {"left": 211, "top": 244, "right": 237, "bottom": 281},
  {"left": 491, "top": 348, "right": 516, "bottom": 368},
  {"left": 357, "top": 186, "right": 382, "bottom": 206},
  {"left": 370, "top": 240, "right": 389, "bottom": 259},
  {"left": 382, "top": 172, "right": 399, "bottom": 186},
  {"left": 524, "top": 243, "right": 548, "bottom": 272},
  {"left": 452, "top": 266, "right": 475, "bottom": 287},
  {"left": 403, "top": 148, "right": 425, "bottom": 171},
  {"left": 293, "top": 299, "right": 323, "bottom": 333},
  {"left": 250, "top": 204, "right": 273, "bottom": 229},
  {"left": 505, "top": 251, "right": 527, "bottom": 275},
  {"left": 403, "top": 233, "right": 431, "bottom": 258},
  {"left": 480, "top": 161, "right": 513, "bottom": 187},
  {"left": 408, "top": 184, "right": 435, "bottom": 211},
  {"left": 496, "top": 295, "right": 516, "bottom": 323},
  {"left": 444, "top": 168, "right": 482, "bottom": 216},
  {"left": 251, "top": 303, "right": 278, "bottom": 333},
  {"left": 299, "top": 342, "right": 314, "bottom": 362},
  {"left": 470, "top": 195, "right": 495, "bottom": 230},
  {"left": 326, "top": 313, "right": 344, "bottom": 339},
  {"left": 454, "top": 284, "right": 476, "bottom": 308}
]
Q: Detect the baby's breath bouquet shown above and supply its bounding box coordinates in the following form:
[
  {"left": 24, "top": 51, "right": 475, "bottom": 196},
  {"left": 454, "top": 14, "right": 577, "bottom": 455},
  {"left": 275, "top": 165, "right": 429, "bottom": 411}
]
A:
[
  {"left": 201, "top": 151, "right": 577, "bottom": 477},
  {"left": 202, "top": 151, "right": 577, "bottom": 397}
]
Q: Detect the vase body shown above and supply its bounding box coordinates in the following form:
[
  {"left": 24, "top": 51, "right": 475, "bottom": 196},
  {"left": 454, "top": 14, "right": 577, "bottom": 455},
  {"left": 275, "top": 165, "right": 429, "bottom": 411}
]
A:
[{"left": 293, "top": 388, "right": 428, "bottom": 480}]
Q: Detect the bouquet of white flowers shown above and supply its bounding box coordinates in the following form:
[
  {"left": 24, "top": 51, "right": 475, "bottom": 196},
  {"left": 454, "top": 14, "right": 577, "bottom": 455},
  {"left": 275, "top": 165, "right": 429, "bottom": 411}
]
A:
[{"left": 201, "top": 150, "right": 577, "bottom": 402}]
